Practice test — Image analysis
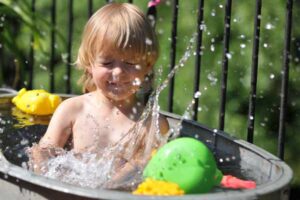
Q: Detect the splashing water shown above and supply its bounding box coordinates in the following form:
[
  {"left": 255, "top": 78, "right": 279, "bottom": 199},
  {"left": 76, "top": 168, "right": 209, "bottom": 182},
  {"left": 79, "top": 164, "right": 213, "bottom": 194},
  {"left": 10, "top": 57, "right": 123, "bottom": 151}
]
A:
[
  {"left": 27, "top": 34, "right": 197, "bottom": 191},
  {"left": 44, "top": 150, "right": 114, "bottom": 188}
]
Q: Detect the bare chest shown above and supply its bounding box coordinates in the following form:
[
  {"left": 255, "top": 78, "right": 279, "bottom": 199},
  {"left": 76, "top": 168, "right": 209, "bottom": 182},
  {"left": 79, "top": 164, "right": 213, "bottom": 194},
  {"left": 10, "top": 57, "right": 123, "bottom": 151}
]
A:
[{"left": 71, "top": 110, "right": 135, "bottom": 152}]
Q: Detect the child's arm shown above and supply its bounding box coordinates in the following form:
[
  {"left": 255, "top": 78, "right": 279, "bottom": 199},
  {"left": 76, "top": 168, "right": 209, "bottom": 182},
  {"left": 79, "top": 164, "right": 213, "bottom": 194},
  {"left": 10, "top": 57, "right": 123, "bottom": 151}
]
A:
[
  {"left": 108, "top": 114, "right": 170, "bottom": 187},
  {"left": 30, "top": 98, "right": 78, "bottom": 173}
]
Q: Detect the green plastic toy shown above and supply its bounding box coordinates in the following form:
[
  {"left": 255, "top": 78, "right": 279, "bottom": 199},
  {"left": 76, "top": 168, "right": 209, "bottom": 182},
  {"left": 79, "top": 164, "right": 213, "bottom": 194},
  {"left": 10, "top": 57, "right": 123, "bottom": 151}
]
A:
[{"left": 143, "top": 137, "right": 223, "bottom": 194}]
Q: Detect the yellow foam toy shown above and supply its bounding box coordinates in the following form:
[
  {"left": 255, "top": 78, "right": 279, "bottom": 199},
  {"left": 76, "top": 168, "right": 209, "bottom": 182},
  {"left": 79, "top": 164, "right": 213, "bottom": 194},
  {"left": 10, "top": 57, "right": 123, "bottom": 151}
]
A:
[
  {"left": 132, "top": 178, "right": 185, "bottom": 196},
  {"left": 12, "top": 88, "right": 61, "bottom": 115}
]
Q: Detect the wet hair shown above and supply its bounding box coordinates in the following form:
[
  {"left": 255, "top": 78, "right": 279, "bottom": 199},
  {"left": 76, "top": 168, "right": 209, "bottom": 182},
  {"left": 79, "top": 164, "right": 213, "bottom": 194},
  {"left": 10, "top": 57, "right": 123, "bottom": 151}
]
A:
[{"left": 76, "top": 3, "right": 159, "bottom": 93}]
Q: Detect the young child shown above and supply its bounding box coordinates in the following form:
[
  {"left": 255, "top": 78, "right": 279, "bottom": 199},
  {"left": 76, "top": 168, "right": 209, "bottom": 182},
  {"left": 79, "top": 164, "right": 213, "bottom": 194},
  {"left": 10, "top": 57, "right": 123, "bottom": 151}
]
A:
[{"left": 30, "top": 3, "right": 169, "bottom": 189}]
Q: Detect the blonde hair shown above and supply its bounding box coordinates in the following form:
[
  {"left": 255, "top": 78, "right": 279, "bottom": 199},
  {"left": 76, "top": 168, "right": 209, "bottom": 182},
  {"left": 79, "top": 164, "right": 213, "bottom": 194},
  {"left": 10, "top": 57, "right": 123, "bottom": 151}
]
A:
[{"left": 76, "top": 3, "right": 159, "bottom": 93}]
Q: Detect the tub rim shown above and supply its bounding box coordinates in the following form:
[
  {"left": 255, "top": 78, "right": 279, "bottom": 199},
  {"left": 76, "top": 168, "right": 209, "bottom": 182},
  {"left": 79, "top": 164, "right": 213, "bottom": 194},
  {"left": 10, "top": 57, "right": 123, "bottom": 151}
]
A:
[{"left": 0, "top": 93, "right": 293, "bottom": 199}]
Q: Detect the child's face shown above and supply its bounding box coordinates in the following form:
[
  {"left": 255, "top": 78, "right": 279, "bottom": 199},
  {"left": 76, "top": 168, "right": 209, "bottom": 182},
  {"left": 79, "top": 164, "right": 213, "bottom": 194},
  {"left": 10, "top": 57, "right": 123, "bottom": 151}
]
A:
[{"left": 90, "top": 52, "right": 150, "bottom": 101}]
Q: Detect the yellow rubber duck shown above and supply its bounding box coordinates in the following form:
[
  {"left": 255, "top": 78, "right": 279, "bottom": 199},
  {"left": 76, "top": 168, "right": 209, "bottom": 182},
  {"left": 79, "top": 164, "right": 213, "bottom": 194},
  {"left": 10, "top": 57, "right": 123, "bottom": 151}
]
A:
[{"left": 12, "top": 88, "right": 62, "bottom": 115}]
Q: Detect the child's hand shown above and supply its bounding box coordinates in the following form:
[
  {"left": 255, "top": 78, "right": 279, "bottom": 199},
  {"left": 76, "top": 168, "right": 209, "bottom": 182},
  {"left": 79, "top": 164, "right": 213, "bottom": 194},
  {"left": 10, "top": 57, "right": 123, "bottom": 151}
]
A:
[
  {"left": 104, "top": 156, "right": 147, "bottom": 190},
  {"left": 28, "top": 144, "right": 64, "bottom": 174}
]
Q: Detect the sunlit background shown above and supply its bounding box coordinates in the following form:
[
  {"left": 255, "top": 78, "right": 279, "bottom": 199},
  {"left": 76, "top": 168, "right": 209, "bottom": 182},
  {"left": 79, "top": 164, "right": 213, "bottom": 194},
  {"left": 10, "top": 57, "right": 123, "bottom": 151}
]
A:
[{"left": 0, "top": 0, "right": 299, "bottom": 197}]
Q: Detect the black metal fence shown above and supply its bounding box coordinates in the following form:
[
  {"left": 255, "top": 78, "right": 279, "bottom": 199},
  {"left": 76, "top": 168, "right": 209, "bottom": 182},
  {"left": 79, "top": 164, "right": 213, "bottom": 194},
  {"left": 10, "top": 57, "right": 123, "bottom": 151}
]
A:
[{"left": 0, "top": 0, "right": 295, "bottom": 162}]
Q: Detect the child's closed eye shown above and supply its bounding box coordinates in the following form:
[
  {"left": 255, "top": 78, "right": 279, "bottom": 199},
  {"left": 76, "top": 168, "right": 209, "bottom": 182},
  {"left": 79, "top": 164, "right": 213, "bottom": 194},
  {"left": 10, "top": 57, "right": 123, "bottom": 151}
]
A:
[
  {"left": 101, "top": 61, "right": 113, "bottom": 66},
  {"left": 124, "top": 62, "right": 136, "bottom": 66}
]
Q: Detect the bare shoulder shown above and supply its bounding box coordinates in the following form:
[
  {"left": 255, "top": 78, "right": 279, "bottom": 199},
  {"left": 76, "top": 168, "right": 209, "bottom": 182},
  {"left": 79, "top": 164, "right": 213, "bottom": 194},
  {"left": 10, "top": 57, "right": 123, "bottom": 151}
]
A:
[
  {"left": 39, "top": 95, "right": 87, "bottom": 148},
  {"left": 158, "top": 114, "right": 170, "bottom": 135},
  {"left": 57, "top": 95, "right": 85, "bottom": 112}
]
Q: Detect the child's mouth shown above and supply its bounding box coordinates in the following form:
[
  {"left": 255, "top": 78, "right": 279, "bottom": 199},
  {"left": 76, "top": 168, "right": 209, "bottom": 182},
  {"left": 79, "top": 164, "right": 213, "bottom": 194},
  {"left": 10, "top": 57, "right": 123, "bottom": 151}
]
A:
[{"left": 107, "top": 81, "right": 132, "bottom": 88}]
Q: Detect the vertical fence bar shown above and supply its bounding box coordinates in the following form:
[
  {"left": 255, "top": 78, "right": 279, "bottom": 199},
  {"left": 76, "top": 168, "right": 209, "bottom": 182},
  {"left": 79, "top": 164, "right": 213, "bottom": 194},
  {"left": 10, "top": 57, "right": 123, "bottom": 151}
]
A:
[
  {"left": 247, "top": 0, "right": 262, "bottom": 143},
  {"left": 0, "top": 42, "right": 2, "bottom": 84},
  {"left": 66, "top": 0, "right": 73, "bottom": 94},
  {"left": 88, "top": 0, "right": 93, "bottom": 18},
  {"left": 167, "top": 0, "right": 179, "bottom": 113},
  {"left": 192, "top": 0, "right": 205, "bottom": 121},
  {"left": 50, "top": 0, "right": 56, "bottom": 92},
  {"left": 147, "top": 1, "right": 157, "bottom": 28},
  {"left": 28, "top": 0, "right": 36, "bottom": 89},
  {"left": 278, "top": 0, "right": 293, "bottom": 160},
  {"left": 218, "top": 0, "right": 232, "bottom": 130}
]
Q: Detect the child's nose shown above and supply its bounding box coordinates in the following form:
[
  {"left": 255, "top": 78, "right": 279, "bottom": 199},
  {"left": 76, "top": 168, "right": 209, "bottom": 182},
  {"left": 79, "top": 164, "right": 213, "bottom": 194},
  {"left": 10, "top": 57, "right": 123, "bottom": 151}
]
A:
[
  {"left": 112, "top": 63, "right": 126, "bottom": 81},
  {"left": 112, "top": 66, "right": 123, "bottom": 76}
]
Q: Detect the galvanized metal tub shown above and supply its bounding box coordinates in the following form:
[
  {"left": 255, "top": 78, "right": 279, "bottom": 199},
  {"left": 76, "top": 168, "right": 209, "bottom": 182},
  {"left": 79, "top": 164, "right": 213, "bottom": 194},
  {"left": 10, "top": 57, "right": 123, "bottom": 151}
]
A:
[{"left": 0, "top": 90, "right": 293, "bottom": 200}]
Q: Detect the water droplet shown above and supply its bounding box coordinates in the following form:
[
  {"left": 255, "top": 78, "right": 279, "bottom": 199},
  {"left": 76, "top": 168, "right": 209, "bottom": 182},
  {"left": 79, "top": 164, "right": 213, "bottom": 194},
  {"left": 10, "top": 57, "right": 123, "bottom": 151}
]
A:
[
  {"left": 226, "top": 53, "right": 232, "bottom": 59},
  {"left": 199, "top": 23, "right": 206, "bottom": 31},
  {"left": 145, "top": 38, "right": 152, "bottom": 45},
  {"left": 211, "top": 9, "right": 216, "bottom": 16},
  {"left": 158, "top": 29, "right": 164, "bottom": 35},
  {"left": 39, "top": 64, "right": 48, "bottom": 71},
  {"left": 265, "top": 23, "right": 274, "bottom": 30},
  {"left": 207, "top": 72, "right": 218, "bottom": 85},
  {"left": 21, "top": 162, "right": 27, "bottom": 168},
  {"left": 135, "top": 65, "right": 141, "bottom": 70},
  {"left": 132, "top": 78, "right": 141, "bottom": 86},
  {"left": 20, "top": 139, "right": 29, "bottom": 145},
  {"left": 61, "top": 53, "right": 68, "bottom": 62},
  {"left": 132, "top": 107, "right": 137, "bottom": 114},
  {"left": 194, "top": 91, "right": 201, "bottom": 98}
]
